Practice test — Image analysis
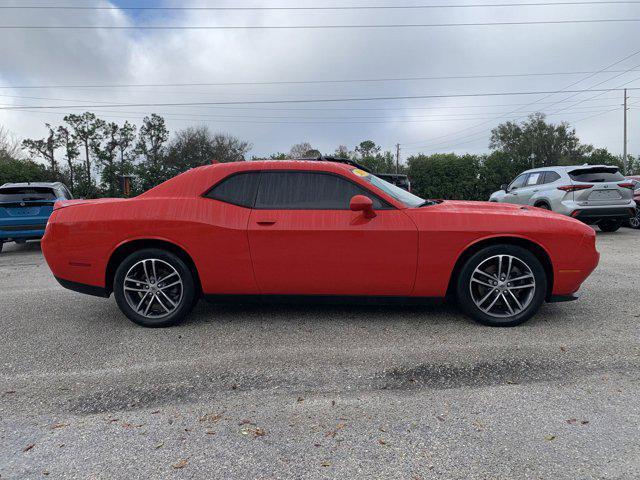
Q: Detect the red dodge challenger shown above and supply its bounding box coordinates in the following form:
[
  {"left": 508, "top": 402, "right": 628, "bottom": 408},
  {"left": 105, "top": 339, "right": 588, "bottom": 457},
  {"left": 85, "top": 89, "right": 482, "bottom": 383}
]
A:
[{"left": 42, "top": 159, "right": 599, "bottom": 328}]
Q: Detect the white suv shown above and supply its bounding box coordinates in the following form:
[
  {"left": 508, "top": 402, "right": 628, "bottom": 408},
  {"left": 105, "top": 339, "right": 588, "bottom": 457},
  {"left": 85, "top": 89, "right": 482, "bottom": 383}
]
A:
[{"left": 489, "top": 165, "right": 636, "bottom": 232}]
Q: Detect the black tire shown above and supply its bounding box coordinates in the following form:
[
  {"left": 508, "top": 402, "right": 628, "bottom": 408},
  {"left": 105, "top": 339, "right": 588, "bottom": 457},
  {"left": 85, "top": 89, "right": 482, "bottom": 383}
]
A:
[
  {"left": 0, "top": 242, "right": 3, "bottom": 254},
  {"left": 598, "top": 219, "right": 622, "bottom": 232},
  {"left": 456, "top": 245, "right": 547, "bottom": 327},
  {"left": 535, "top": 203, "right": 551, "bottom": 210},
  {"left": 113, "top": 248, "right": 196, "bottom": 327}
]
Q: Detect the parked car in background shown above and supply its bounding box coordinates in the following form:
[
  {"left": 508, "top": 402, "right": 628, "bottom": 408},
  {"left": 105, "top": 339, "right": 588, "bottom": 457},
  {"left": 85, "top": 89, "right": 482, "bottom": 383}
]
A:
[
  {"left": 42, "top": 159, "right": 599, "bottom": 329},
  {"left": 0, "top": 182, "right": 73, "bottom": 253},
  {"left": 625, "top": 176, "right": 640, "bottom": 229},
  {"left": 489, "top": 165, "right": 636, "bottom": 232},
  {"left": 375, "top": 173, "right": 411, "bottom": 192}
]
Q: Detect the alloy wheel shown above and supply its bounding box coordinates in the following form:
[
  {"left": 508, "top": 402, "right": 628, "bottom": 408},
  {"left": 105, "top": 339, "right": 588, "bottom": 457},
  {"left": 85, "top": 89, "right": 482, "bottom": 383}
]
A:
[
  {"left": 123, "top": 258, "right": 184, "bottom": 319},
  {"left": 630, "top": 210, "right": 640, "bottom": 229},
  {"left": 469, "top": 254, "right": 536, "bottom": 318}
]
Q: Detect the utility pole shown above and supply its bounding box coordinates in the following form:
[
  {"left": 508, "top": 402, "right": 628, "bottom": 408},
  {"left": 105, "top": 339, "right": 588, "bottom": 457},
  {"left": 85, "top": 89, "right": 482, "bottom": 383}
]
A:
[
  {"left": 395, "top": 143, "right": 401, "bottom": 174},
  {"left": 623, "top": 89, "right": 628, "bottom": 174}
]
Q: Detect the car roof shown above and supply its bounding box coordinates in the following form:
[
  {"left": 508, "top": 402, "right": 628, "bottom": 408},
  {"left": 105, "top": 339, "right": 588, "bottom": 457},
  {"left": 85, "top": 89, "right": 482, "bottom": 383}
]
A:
[
  {"left": 0, "top": 182, "right": 65, "bottom": 189},
  {"left": 520, "top": 164, "right": 618, "bottom": 175},
  {"left": 203, "top": 159, "right": 357, "bottom": 173}
]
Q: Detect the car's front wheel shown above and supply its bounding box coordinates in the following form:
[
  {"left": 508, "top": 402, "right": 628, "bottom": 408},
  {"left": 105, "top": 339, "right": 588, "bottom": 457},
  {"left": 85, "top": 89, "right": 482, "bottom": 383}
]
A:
[
  {"left": 598, "top": 219, "right": 622, "bottom": 232},
  {"left": 113, "top": 248, "right": 196, "bottom": 327},
  {"left": 628, "top": 210, "right": 640, "bottom": 229},
  {"left": 456, "top": 245, "right": 547, "bottom": 327}
]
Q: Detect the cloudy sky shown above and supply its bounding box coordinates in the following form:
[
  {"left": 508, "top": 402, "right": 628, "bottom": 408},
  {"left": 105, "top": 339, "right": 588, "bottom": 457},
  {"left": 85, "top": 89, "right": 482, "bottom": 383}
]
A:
[{"left": 0, "top": 0, "right": 639, "bottom": 160}]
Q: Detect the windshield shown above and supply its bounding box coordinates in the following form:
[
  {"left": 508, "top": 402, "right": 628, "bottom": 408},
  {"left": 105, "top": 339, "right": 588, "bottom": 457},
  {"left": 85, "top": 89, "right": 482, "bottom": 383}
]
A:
[
  {"left": 353, "top": 169, "right": 425, "bottom": 207},
  {"left": 0, "top": 187, "right": 57, "bottom": 202}
]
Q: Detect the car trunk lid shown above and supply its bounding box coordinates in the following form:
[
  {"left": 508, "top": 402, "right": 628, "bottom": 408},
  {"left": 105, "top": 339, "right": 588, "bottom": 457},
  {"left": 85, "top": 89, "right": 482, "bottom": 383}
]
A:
[{"left": 567, "top": 166, "right": 633, "bottom": 206}]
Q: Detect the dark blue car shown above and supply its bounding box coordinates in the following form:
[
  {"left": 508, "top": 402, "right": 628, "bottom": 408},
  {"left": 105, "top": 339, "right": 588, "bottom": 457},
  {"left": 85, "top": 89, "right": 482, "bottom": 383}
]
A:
[{"left": 0, "top": 182, "right": 73, "bottom": 253}]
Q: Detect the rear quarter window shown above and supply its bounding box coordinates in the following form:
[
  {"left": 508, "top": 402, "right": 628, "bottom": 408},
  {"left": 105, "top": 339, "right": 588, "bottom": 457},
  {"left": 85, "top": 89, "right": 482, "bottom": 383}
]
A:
[
  {"left": 569, "top": 168, "right": 624, "bottom": 183},
  {"left": 204, "top": 172, "right": 260, "bottom": 208}
]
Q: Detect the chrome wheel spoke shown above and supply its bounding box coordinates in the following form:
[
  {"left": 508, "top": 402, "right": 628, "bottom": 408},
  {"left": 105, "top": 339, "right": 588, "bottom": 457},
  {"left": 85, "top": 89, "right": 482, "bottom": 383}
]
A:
[
  {"left": 469, "top": 254, "right": 536, "bottom": 319},
  {"left": 159, "top": 280, "right": 182, "bottom": 290},
  {"left": 123, "top": 258, "right": 183, "bottom": 320}
]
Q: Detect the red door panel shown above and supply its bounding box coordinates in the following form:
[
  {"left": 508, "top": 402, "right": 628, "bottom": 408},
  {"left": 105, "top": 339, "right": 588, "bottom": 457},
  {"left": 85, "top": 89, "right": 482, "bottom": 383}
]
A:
[{"left": 248, "top": 209, "right": 418, "bottom": 296}]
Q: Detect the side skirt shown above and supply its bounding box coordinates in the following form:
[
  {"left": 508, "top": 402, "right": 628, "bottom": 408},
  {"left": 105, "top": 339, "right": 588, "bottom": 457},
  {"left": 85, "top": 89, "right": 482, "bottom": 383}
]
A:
[{"left": 203, "top": 294, "right": 445, "bottom": 307}]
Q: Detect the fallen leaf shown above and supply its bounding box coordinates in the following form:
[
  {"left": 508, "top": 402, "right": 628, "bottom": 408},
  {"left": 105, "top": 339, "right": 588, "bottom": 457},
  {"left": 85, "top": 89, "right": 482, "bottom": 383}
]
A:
[
  {"left": 172, "top": 459, "right": 188, "bottom": 470},
  {"left": 150, "top": 410, "right": 160, "bottom": 414},
  {"left": 313, "top": 443, "right": 321, "bottom": 447},
  {"left": 23, "top": 444, "right": 35, "bottom": 452},
  {"left": 331, "top": 400, "right": 336, "bottom": 407},
  {"left": 43, "top": 470, "right": 50, "bottom": 476},
  {"left": 560, "top": 346, "right": 568, "bottom": 352},
  {"left": 200, "top": 413, "right": 223, "bottom": 423},
  {"left": 436, "top": 415, "right": 445, "bottom": 422},
  {"left": 297, "top": 397, "right": 304, "bottom": 403},
  {"left": 566, "top": 418, "right": 577, "bottom": 425},
  {"left": 581, "top": 420, "right": 590, "bottom": 425},
  {"left": 240, "top": 426, "right": 266, "bottom": 438},
  {"left": 544, "top": 434, "right": 556, "bottom": 441},
  {"left": 321, "top": 461, "right": 331, "bottom": 467},
  {"left": 4, "top": 390, "right": 16, "bottom": 395},
  {"left": 505, "top": 380, "right": 519, "bottom": 385},
  {"left": 378, "top": 439, "right": 387, "bottom": 445},
  {"left": 50, "top": 423, "right": 69, "bottom": 430},
  {"left": 155, "top": 442, "right": 164, "bottom": 449},
  {"left": 206, "top": 431, "right": 216, "bottom": 435}
]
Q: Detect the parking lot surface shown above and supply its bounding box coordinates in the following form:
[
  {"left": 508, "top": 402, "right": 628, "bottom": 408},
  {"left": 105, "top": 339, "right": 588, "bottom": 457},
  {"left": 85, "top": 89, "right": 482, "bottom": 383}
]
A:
[{"left": 1, "top": 229, "right": 639, "bottom": 479}]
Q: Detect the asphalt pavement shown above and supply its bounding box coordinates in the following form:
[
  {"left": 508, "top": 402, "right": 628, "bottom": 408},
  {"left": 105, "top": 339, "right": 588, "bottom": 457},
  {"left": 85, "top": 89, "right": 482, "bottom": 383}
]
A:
[{"left": 1, "top": 229, "right": 639, "bottom": 479}]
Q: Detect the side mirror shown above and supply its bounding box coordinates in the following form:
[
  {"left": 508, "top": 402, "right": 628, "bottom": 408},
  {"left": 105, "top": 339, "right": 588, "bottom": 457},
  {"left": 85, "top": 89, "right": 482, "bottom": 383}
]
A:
[
  {"left": 350, "top": 195, "right": 376, "bottom": 218},
  {"left": 500, "top": 184, "right": 508, "bottom": 192}
]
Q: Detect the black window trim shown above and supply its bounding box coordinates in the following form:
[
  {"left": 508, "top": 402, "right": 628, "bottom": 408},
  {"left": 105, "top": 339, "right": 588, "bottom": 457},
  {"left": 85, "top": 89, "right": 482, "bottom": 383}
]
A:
[{"left": 203, "top": 169, "right": 395, "bottom": 211}]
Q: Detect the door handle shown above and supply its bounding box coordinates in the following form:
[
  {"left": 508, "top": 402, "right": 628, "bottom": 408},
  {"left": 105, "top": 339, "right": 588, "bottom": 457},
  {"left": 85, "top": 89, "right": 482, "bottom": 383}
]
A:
[{"left": 256, "top": 220, "right": 276, "bottom": 226}]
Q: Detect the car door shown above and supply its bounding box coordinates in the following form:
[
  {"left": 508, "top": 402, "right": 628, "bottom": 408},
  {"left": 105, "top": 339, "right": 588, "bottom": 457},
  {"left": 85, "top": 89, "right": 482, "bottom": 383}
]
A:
[
  {"left": 516, "top": 171, "right": 543, "bottom": 205},
  {"left": 247, "top": 170, "right": 418, "bottom": 296},
  {"left": 503, "top": 174, "right": 528, "bottom": 204}
]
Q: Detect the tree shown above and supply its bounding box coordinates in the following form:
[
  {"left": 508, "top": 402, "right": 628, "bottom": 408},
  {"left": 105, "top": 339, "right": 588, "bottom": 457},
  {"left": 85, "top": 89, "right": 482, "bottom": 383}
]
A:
[
  {"left": 22, "top": 124, "right": 61, "bottom": 179},
  {"left": 95, "top": 122, "right": 121, "bottom": 197},
  {"left": 407, "top": 153, "right": 482, "bottom": 200},
  {"left": 490, "top": 112, "right": 590, "bottom": 168},
  {"left": 64, "top": 112, "right": 105, "bottom": 197},
  {"left": 355, "top": 140, "right": 381, "bottom": 159},
  {"left": 358, "top": 151, "right": 398, "bottom": 174},
  {"left": 0, "top": 126, "right": 22, "bottom": 160},
  {"left": 334, "top": 145, "right": 352, "bottom": 158},
  {"left": 166, "top": 127, "right": 251, "bottom": 176},
  {"left": 0, "top": 158, "right": 50, "bottom": 185},
  {"left": 56, "top": 126, "right": 80, "bottom": 193},
  {"left": 135, "top": 114, "right": 170, "bottom": 192},
  {"left": 289, "top": 142, "right": 314, "bottom": 158}
]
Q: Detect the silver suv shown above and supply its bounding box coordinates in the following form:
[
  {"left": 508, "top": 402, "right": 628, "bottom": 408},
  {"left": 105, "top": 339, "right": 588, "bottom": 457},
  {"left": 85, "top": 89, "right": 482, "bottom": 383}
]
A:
[{"left": 489, "top": 165, "right": 636, "bottom": 232}]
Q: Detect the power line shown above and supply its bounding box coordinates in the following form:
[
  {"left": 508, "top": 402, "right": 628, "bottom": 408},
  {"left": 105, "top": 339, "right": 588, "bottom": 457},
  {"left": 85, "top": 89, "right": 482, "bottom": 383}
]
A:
[
  {"left": 1, "top": 87, "right": 638, "bottom": 111},
  {"left": 2, "top": 19, "right": 640, "bottom": 30},
  {"left": 4, "top": 1, "right": 640, "bottom": 11},
  {"left": 403, "top": 48, "right": 640, "bottom": 149},
  {"left": 2, "top": 69, "right": 640, "bottom": 90}
]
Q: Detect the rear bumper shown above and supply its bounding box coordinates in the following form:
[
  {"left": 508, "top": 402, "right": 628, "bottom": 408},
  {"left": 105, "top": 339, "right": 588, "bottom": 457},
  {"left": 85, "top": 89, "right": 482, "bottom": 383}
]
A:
[
  {"left": 54, "top": 276, "right": 110, "bottom": 298},
  {"left": 0, "top": 224, "right": 46, "bottom": 241},
  {"left": 570, "top": 207, "right": 635, "bottom": 223}
]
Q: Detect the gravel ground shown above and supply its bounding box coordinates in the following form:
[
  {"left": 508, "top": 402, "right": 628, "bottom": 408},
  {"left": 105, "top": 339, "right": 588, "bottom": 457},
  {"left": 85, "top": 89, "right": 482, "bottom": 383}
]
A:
[{"left": 0, "top": 229, "right": 639, "bottom": 479}]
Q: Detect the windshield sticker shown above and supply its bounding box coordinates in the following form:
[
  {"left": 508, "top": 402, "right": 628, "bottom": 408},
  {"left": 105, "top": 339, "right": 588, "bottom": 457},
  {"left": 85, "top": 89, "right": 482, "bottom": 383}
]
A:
[{"left": 352, "top": 168, "right": 370, "bottom": 178}]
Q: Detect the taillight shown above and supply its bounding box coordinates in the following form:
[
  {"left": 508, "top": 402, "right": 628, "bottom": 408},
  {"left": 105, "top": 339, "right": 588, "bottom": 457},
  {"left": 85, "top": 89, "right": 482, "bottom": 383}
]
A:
[
  {"left": 617, "top": 182, "right": 635, "bottom": 189},
  {"left": 557, "top": 184, "right": 593, "bottom": 192}
]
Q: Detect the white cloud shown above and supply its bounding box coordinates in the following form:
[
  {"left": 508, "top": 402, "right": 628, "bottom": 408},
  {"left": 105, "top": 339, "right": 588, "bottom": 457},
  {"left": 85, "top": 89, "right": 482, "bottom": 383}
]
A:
[{"left": 0, "top": 0, "right": 638, "bottom": 158}]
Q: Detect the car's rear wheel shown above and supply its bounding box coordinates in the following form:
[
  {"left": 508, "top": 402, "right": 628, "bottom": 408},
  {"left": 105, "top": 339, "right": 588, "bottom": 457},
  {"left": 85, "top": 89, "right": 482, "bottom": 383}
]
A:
[
  {"left": 535, "top": 203, "right": 551, "bottom": 210},
  {"left": 456, "top": 245, "right": 547, "bottom": 327},
  {"left": 0, "top": 242, "right": 3, "bottom": 254},
  {"left": 628, "top": 210, "right": 640, "bottom": 229},
  {"left": 113, "top": 248, "right": 196, "bottom": 327},
  {"left": 598, "top": 219, "right": 622, "bottom": 232}
]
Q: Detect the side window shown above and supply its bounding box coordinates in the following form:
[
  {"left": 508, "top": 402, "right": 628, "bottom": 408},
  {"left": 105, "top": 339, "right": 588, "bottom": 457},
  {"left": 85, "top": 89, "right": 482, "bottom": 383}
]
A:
[
  {"left": 509, "top": 174, "right": 528, "bottom": 190},
  {"left": 526, "top": 173, "right": 542, "bottom": 186},
  {"left": 255, "top": 172, "right": 387, "bottom": 210},
  {"left": 205, "top": 172, "right": 260, "bottom": 208},
  {"left": 543, "top": 171, "right": 561, "bottom": 184}
]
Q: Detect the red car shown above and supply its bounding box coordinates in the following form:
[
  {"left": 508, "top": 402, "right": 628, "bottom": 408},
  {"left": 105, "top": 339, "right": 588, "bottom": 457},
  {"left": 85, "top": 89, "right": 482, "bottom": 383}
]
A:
[{"left": 42, "top": 159, "right": 599, "bottom": 328}]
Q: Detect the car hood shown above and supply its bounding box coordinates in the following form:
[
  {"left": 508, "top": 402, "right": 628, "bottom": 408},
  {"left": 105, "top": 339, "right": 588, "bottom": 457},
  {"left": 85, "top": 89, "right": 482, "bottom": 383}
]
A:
[{"left": 413, "top": 200, "right": 576, "bottom": 222}]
